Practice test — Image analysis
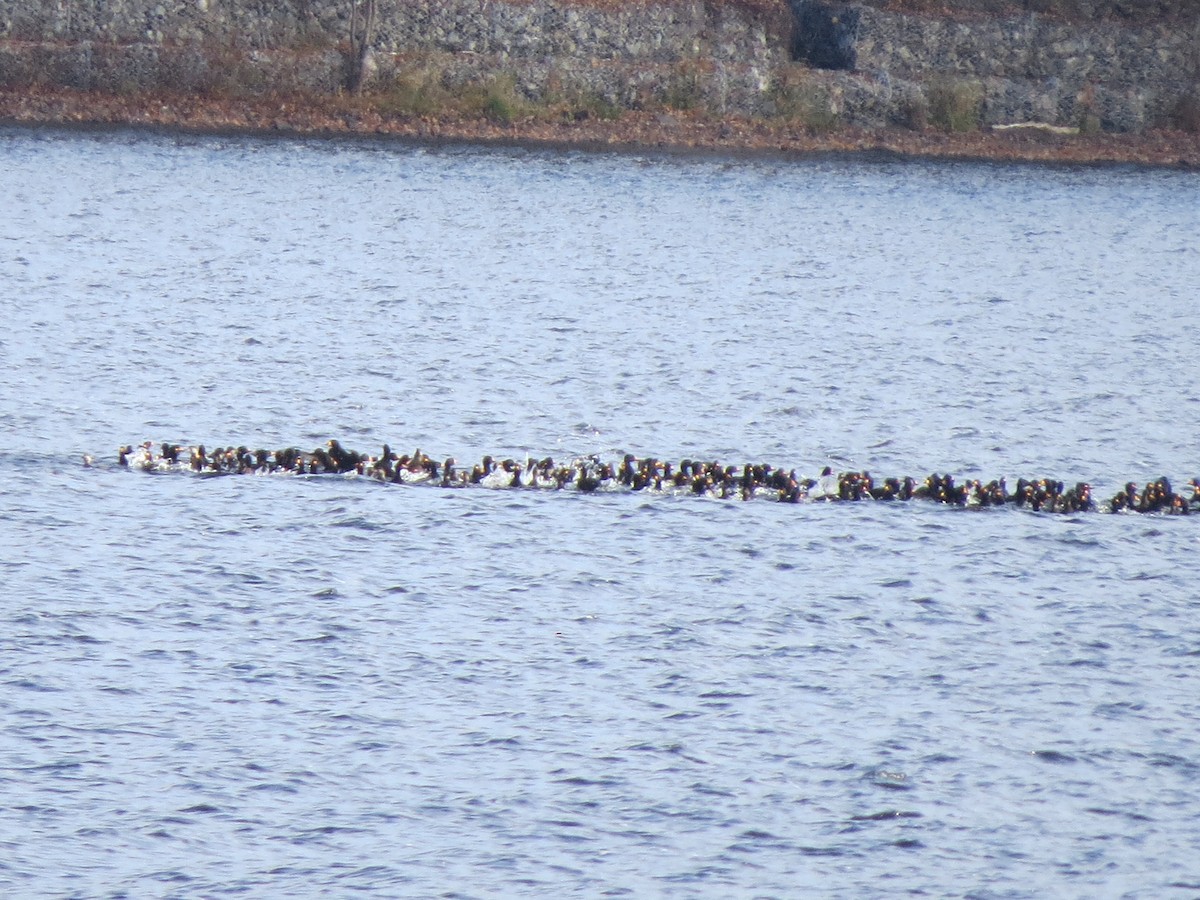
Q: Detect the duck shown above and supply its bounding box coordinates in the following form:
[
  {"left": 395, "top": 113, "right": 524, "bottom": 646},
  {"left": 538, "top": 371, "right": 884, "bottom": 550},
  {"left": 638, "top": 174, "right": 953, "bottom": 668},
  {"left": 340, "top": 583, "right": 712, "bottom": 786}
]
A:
[
  {"left": 478, "top": 458, "right": 518, "bottom": 489},
  {"left": 575, "top": 464, "right": 602, "bottom": 493},
  {"left": 397, "top": 449, "right": 437, "bottom": 484},
  {"left": 190, "top": 445, "right": 208, "bottom": 471},
  {"left": 122, "top": 441, "right": 156, "bottom": 471},
  {"left": 326, "top": 439, "right": 363, "bottom": 473},
  {"left": 810, "top": 466, "right": 839, "bottom": 501},
  {"left": 1188, "top": 478, "right": 1200, "bottom": 507}
]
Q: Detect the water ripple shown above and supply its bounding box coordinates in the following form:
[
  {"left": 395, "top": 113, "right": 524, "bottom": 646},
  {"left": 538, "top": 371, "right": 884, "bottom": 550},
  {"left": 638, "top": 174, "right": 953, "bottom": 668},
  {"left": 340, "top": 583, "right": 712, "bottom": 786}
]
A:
[{"left": 1, "top": 127, "right": 1199, "bottom": 897}]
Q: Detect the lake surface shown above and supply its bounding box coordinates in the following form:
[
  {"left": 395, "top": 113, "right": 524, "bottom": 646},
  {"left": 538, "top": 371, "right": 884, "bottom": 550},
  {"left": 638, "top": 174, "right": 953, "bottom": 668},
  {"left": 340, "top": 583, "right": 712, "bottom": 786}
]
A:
[{"left": 2, "top": 125, "right": 1200, "bottom": 897}]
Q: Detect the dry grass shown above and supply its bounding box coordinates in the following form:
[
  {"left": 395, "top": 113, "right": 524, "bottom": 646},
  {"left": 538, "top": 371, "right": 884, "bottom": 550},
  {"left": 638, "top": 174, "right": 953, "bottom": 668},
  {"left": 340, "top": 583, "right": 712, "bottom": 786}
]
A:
[
  {"left": 926, "top": 77, "right": 983, "bottom": 132},
  {"left": 4, "top": 85, "right": 1198, "bottom": 169}
]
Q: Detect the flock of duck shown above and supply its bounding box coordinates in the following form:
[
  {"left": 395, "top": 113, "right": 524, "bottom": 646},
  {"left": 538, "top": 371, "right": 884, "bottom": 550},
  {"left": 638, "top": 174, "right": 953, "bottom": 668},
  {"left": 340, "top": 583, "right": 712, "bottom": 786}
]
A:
[{"left": 111, "top": 440, "right": 1200, "bottom": 516}]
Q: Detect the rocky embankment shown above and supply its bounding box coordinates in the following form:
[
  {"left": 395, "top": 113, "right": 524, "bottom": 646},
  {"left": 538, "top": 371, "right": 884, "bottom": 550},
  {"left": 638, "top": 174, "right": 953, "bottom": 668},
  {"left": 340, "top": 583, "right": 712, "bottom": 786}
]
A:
[
  {"left": 3, "top": 85, "right": 1197, "bottom": 167},
  {"left": 0, "top": 0, "right": 1197, "bottom": 166}
]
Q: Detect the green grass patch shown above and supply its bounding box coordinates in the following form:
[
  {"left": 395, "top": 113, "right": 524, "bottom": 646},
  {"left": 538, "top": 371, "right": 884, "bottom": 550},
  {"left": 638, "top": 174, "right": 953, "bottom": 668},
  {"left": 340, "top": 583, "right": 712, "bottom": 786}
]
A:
[
  {"left": 767, "top": 69, "right": 840, "bottom": 130},
  {"left": 374, "top": 69, "right": 451, "bottom": 117},
  {"left": 661, "top": 60, "right": 707, "bottom": 112},
  {"left": 926, "top": 78, "right": 983, "bottom": 132}
]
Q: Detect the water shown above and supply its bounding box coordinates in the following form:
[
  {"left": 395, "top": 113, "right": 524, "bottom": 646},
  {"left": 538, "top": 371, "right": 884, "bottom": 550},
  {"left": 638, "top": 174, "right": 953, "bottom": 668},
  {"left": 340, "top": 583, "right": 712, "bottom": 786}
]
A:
[{"left": 2, "top": 125, "right": 1200, "bottom": 897}]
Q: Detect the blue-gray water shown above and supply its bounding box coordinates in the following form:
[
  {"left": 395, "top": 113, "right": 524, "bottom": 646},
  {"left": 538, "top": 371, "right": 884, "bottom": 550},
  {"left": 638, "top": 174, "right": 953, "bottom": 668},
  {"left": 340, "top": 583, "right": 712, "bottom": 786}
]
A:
[{"left": 2, "top": 126, "right": 1200, "bottom": 897}]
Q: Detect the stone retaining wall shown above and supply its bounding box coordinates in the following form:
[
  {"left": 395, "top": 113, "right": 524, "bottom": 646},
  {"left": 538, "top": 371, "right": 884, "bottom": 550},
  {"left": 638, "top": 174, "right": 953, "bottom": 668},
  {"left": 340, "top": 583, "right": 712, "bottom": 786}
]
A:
[
  {"left": 0, "top": 0, "right": 786, "bottom": 63},
  {"left": 0, "top": 0, "right": 1196, "bottom": 132},
  {"left": 791, "top": 1, "right": 1200, "bottom": 130}
]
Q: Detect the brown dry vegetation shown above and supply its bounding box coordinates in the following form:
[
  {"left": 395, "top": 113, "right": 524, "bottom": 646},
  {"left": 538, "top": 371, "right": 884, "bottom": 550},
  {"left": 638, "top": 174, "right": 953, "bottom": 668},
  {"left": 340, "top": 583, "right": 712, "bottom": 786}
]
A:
[{"left": 2, "top": 85, "right": 1197, "bottom": 168}]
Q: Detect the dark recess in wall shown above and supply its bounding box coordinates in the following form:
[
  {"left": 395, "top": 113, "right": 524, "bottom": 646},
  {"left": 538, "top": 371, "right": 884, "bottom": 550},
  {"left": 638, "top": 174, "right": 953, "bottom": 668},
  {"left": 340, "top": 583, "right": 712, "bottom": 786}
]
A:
[{"left": 789, "top": 1, "right": 861, "bottom": 70}]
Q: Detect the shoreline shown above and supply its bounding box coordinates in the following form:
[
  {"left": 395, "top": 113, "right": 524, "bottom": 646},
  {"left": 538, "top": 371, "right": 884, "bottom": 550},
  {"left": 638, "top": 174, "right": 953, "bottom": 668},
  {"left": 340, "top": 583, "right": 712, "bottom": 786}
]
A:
[{"left": 3, "top": 87, "right": 1199, "bottom": 169}]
